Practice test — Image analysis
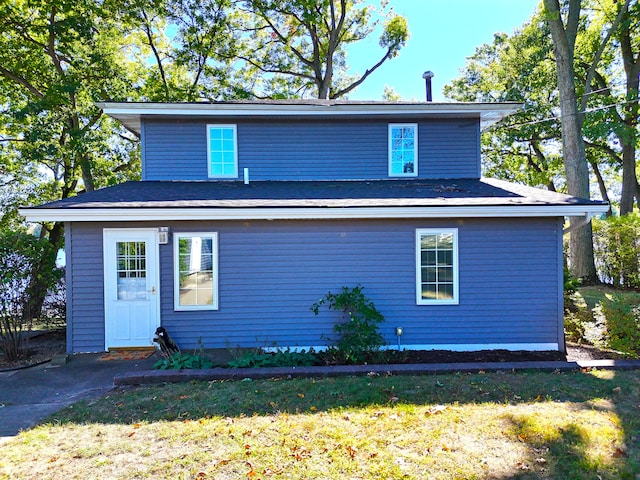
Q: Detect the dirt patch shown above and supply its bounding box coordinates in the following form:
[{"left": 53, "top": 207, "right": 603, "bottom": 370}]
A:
[{"left": 0, "top": 330, "right": 66, "bottom": 371}]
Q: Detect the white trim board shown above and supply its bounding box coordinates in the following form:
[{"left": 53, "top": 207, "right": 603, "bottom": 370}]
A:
[
  {"left": 97, "top": 101, "right": 522, "bottom": 134},
  {"left": 264, "top": 343, "right": 560, "bottom": 353},
  {"left": 20, "top": 204, "right": 609, "bottom": 222}
]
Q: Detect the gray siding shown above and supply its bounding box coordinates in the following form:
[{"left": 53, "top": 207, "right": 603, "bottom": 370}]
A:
[
  {"left": 66, "top": 217, "right": 562, "bottom": 352},
  {"left": 142, "top": 118, "right": 480, "bottom": 181}
]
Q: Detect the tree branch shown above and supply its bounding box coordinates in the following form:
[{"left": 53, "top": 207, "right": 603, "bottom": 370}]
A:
[
  {"left": 330, "top": 48, "right": 390, "bottom": 98},
  {"left": 0, "top": 66, "right": 44, "bottom": 99}
]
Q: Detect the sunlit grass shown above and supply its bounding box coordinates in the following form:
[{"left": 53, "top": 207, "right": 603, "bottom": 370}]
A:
[{"left": 1, "top": 370, "right": 639, "bottom": 479}]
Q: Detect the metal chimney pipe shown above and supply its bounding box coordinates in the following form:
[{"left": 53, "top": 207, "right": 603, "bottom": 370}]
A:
[{"left": 422, "top": 71, "right": 434, "bottom": 102}]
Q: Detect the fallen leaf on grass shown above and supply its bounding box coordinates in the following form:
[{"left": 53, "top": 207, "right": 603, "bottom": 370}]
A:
[
  {"left": 297, "top": 393, "right": 305, "bottom": 398},
  {"left": 346, "top": 445, "right": 358, "bottom": 459},
  {"left": 613, "top": 447, "right": 627, "bottom": 458}
]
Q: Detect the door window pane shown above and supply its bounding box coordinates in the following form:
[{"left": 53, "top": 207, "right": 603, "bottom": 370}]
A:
[{"left": 116, "top": 241, "right": 147, "bottom": 301}]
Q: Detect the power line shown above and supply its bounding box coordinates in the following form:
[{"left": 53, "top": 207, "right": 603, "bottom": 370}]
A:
[{"left": 490, "top": 96, "right": 640, "bottom": 130}]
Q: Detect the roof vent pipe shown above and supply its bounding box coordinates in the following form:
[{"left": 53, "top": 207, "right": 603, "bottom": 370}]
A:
[{"left": 422, "top": 71, "right": 434, "bottom": 102}]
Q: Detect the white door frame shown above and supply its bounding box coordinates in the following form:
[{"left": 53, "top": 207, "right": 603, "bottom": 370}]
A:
[{"left": 103, "top": 228, "right": 160, "bottom": 350}]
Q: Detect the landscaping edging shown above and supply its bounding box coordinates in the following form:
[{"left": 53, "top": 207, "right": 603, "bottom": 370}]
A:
[{"left": 114, "top": 358, "right": 640, "bottom": 386}]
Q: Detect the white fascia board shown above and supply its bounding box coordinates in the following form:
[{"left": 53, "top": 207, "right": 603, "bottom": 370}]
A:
[
  {"left": 97, "top": 101, "right": 521, "bottom": 117},
  {"left": 19, "top": 203, "right": 610, "bottom": 222},
  {"left": 97, "top": 102, "right": 522, "bottom": 133}
]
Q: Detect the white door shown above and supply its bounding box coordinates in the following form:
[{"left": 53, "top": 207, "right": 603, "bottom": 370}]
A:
[{"left": 103, "top": 229, "right": 160, "bottom": 349}]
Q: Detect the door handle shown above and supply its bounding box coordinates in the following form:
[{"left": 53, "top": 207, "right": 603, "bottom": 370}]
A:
[{"left": 148, "top": 286, "right": 156, "bottom": 295}]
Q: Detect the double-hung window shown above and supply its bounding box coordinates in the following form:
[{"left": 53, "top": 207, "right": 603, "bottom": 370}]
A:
[
  {"left": 389, "top": 123, "right": 418, "bottom": 177},
  {"left": 207, "top": 125, "right": 238, "bottom": 178},
  {"left": 174, "top": 233, "right": 218, "bottom": 310},
  {"left": 416, "top": 229, "right": 458, "bottom": 305}
]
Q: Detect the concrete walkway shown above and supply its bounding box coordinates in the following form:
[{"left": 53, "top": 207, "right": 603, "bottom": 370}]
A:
[
  {"left": 2, "top": 353, "right": 640, "bottom": 441},
  {"left": 0, "top": 354, "right": 156, "bottom": 439}
]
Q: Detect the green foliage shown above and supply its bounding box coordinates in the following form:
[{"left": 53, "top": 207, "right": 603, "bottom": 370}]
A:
[
  {"left": 592, "top": 214, "right": 640, "bottom": 288},
  {"left": 238, "top": 0, "right": 409, "bottom": 98},
  {"left": 311, "top": 285, "right": 385, "bottom": 364},
  {"left": 0, "top": 229, "right": 62, "bottom": 361},
  {"left": 227, "top": 348, "right": 319, "bottom": 368},
  {"left": 565, "top": 286, "right": 640, "bottom": 357},
  {"left": 599, "top": 296, "right": 640, "bottom": 358},
  {"left": 154, "top": 352, "right": 214, "bottom": 370}
]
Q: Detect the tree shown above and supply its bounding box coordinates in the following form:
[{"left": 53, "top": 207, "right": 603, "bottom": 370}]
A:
[
  {"left": 543, "top": 0, "right": 598, "bottom": 282},
  {"left": 236, "top": 0, "right": 409, "bottom": 99},
  {"left": 127, "top": 0, "right": 240, "bottom": 101},
  {"left": 444, "top": 23, "right": 566, "bottom": 193},
  {"left": 0, "top": 0, "right": 143, "bottom": 316}
]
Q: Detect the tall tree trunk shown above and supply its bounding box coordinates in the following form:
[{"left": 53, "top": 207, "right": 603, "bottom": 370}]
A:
[
  {"left": 544, "top": 0, "right": 598, "bottom": 282},
  {"left": 618, "top": 5, "right": 640, "bottom": 214}
]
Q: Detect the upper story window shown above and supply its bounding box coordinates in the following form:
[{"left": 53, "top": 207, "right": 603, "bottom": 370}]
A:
[
  {"left": 207, "top": 125, "right": 238, "bottom": 178},
  {"left": 388, "top": 123, "right": 418, "bottom": 177},
  {"left": 416, "top": 228, "right": 458, "bottom": 305}
]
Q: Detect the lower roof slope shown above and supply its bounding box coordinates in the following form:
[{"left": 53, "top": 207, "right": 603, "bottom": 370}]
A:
[{"left": 20, "top": 178, "right": 608, "bottom": 222}]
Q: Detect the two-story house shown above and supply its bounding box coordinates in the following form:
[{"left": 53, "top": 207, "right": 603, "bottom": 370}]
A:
[{"left": 20, "top": 100, "right": 608, "bottom": 354}]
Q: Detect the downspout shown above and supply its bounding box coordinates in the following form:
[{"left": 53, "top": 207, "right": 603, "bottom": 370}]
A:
[{"left": 562, "top": 212, "right": 593, "bottom": 235}]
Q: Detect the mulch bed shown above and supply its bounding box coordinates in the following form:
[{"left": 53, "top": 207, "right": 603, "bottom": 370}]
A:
[
  {"left": 0, "top": 329, "right": 66, "bottom": 371},
  {"left": 0, "top": 330, "right": 631, "bottom": 371}
]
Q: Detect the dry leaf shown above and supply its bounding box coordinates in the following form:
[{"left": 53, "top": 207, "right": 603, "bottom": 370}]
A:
[{"left": 346, "top": 445, "right": 358, "bottom": 459}]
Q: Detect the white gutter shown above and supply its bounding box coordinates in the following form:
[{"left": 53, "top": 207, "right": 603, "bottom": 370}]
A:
[{"left": 19, "top": 204, "right": 610, "bottom": 223}]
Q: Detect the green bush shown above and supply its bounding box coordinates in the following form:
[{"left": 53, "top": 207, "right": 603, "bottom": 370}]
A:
[
  {"left": 227, "top": 348, "right": 319, "bottom": 368},
  {"left": 599, "top": 296, "right": 640, "bottom": 358},
  {"left": 153, "top": 352, "right": 214, "bottom": 370},
  {"left": 311, "top": 285, "right": 385, "bottom": 364},
  {"left": 592, "top": 213, "right": 640, "bottom": 288}
]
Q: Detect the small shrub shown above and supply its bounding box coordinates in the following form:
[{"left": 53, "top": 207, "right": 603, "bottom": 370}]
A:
[
  {"left": 599, "top": 296, "right": 640, "bottom": 358},
  {"left": 154, "top": 352, "right": 214, "bottom": 370},
  {"left": 0, "top": 230, "right": 62, "bottom": 361},
  {"left": 311, "top": 285, "right": 385, "bottom": 364},
  {"left": 227, "top": 348, "right": 319, "bottom": 368}
]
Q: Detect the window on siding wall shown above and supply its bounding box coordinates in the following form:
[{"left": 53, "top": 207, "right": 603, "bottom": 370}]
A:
[
  {"left": 174, "top": 233, "right": 218, "bottom": 310},
  {"left": 416, "top": 229, "right": 458, "bottom": 305},
  {"left": 207, "top": 125, "right": 238, "bottom": 178},
  {"left": 389, "top": 124, "right": 418, "bottom": 177}
]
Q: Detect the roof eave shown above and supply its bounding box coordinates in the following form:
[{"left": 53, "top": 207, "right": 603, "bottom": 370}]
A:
[
  {"left": 19, "top": 204, "right": 610, "bottom": 223},
  {"left": 97, "top": 101, "right": 523, "bottom": 134}
]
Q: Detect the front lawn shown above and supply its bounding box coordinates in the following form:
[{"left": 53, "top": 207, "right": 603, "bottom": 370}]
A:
[{"left": 1, "top": 369, "right": 639, "bottom": 479}]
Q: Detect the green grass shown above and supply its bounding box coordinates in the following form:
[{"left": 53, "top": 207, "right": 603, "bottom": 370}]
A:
[{"left": 1, "top": 369, "right": 639, "bottom": 479}]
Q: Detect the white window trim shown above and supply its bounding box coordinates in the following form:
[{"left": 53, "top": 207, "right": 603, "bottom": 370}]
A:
[
  {"left": 388, "top": 123, "right": 418, "bottom": 177},
  {"left": 207, "top": 124, "right": 238, "bottom": 178},
  {"left": 174, "top": 232, "right": 219, "bottom": 311},
  {"left": 416, "top": 228, "right": 459, "bottom": 305}
]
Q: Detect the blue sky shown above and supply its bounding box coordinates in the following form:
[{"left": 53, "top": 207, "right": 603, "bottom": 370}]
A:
[{"left": 346, "top": 0, "right": 540, "bottom": 101}]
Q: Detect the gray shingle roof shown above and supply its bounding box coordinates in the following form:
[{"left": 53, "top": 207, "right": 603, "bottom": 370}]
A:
[{"left": 24, "top": 178, "right": 605, "bottom": 210}]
